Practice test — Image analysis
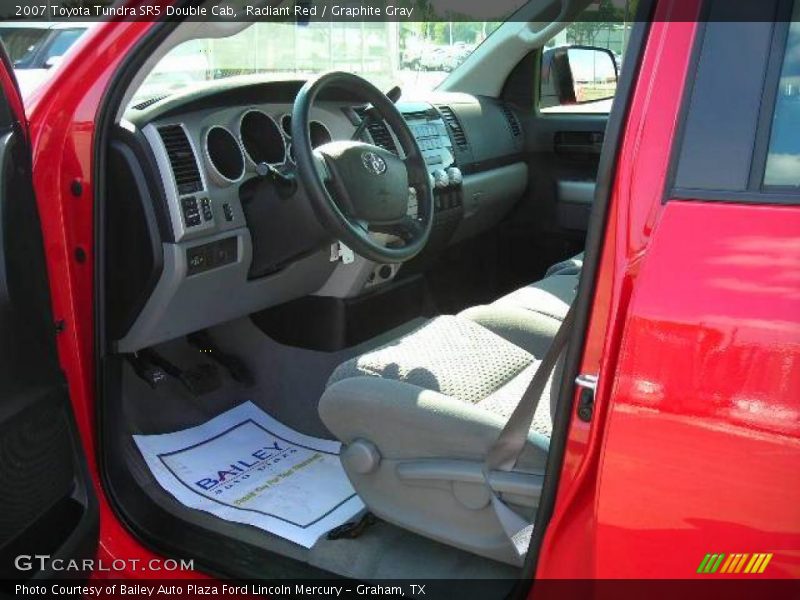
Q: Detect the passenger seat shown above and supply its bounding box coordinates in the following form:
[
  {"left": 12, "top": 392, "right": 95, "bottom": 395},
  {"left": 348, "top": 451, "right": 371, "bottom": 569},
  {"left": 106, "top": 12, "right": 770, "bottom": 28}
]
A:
[
  {"left": 458, "top": 259, "right": 579, "bottom": 359},
  {"left": 318, "top": 253, "right": 583, "bottom": 564}
]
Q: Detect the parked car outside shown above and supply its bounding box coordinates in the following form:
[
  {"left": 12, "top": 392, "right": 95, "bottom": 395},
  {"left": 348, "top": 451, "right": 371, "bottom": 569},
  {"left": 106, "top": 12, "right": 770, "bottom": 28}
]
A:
[{"left": 0, "top": 22, "right": 90, "bottom": 97}]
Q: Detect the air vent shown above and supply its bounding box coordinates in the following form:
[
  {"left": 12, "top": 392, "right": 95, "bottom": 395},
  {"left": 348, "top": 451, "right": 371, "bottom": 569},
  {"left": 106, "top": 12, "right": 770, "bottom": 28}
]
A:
[
  {"left": 437, "top": 105, "right": 468, "bottom": 148},
  {"left": 355, "top": 108, "right": 397, "bottom": 154},
  {"left": 500, "top": 104, "right": 522, "bottom": 137},
  {"left": 132, "top": 95, "right": 168, "bottom": 110},
  {"left": 158, "top": 125, "right": 203, "bottom": 195}
]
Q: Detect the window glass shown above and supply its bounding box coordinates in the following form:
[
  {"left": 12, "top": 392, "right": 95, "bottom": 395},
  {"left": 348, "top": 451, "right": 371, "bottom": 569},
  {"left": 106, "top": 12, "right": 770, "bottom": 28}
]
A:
[
  {"left": 0, "top": 28, "right": 49, "bottom": 67},
  {"left": 763, "top": 5, "right": 800, "bottom": 188},
  {"left": 539, "top": 0, "right": 634, "bottom": 114},
  {"left": 130, "top": 9, "right": 527, "bottom": 106},
  {"left": 45, "top": 29, "right": 85, "bottom": 61}
]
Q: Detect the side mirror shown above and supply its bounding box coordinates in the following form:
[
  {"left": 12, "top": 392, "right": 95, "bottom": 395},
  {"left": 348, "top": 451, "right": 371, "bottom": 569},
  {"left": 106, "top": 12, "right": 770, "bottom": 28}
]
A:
[
  {"left": 44, "top": 55, "right": 64, "bottom": 69},
  {"left": 541, "top": 45, "right": 618, "bottom": 109}
]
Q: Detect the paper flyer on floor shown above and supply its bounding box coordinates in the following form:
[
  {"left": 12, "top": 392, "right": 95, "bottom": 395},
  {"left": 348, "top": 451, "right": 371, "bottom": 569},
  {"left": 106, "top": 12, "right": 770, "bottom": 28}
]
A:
[{"left": 133, "top": 401, "right": 364, "bottom": 548}]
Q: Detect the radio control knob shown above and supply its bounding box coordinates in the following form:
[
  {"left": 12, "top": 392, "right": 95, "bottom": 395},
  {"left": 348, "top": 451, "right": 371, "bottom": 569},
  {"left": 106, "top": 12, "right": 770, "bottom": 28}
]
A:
[
  {"left": 446, "top": 167, "right": 463, "bottom": 186},
  {"left": 433, "top": 169, "right": 448, "bottom": 189}
]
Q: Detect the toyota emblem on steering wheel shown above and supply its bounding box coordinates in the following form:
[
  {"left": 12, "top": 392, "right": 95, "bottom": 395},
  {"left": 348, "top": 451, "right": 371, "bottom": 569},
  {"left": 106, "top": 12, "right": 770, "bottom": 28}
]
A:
[{"left": 361, "top": 151, "right": 387, "bottom": 175}]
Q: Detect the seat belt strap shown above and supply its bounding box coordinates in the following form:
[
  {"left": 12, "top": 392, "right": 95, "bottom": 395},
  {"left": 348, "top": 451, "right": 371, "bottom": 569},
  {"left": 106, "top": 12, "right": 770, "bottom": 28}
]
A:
[{"left": 482, "top": 302, "right": 577, "bottom": 560}]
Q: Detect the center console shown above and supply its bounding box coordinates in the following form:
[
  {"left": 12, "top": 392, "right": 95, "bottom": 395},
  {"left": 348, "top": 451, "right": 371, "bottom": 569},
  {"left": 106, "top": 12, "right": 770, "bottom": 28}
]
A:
[{"left": 401, "top": 103, "right": 464, "bottom": 229}]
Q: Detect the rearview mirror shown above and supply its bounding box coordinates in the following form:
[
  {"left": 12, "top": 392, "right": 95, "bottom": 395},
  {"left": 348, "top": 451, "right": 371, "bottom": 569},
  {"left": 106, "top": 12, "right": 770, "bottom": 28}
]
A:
[{"left": 541, "top": 45, "right": 619, "bottom": 109}]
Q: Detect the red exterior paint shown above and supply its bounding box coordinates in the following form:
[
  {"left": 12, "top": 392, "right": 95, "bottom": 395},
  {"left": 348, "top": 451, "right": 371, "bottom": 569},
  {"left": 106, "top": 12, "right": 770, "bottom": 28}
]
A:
[
  {"left": 24, "top": 18, "right": 177, "bottom": 575},
  {"left": 8, "top": 0, "right": 797, "bottom": 583},
  {"left": 535, "top": 0, "right": 800, "bottom": 581},
  {"left": 592, "top": 202, "right": 800, "bottom": 577}
]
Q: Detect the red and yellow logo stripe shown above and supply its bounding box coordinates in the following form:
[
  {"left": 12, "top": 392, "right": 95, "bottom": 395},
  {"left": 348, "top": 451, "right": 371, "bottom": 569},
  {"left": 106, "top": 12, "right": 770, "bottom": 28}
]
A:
[{"left": 697, "top": 552, "right": 773, "bottom": 574}]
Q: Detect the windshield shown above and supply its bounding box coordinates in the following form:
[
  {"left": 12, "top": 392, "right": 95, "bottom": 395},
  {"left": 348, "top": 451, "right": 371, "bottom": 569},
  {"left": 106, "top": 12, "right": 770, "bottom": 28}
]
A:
[
  {"left": 0, "top": 28, "right": 50, "bottom": 67},
  {"left": 131, "top": 19, "right": 518, "bottom": 105}
]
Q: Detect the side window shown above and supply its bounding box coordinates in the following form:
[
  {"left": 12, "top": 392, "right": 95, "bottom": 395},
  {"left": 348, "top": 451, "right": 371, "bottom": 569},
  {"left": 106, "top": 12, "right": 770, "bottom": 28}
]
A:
[
  {"left": 763, "top": 6, "right": 800, "bottom": 188},
  {"left": 539, "top": 0, "right": 634, "bottom": 114},
  {"left": 670, "top": 0, "right": 799, "bottom": 203},
  {"left": 44, "top": 29, "right": 84, "bottom": 63}
]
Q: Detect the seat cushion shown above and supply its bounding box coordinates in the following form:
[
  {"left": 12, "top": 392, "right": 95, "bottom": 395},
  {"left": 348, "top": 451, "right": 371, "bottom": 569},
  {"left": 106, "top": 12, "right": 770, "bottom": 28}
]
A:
[
  {"left": 544, "top": 251, "right": 584, "bottom": 278},
  {"left": 317, "top": 255, "right": 583, "bottom": 566},
  {"left": 491, "top": 273, "right": 578, "bottom": 321},
  {"left": 328, "top": 315, "right": 534, "bottom": 404}
]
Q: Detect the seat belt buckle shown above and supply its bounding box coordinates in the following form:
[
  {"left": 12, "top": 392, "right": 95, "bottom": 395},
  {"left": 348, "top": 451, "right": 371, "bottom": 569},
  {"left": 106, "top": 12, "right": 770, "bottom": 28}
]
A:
[{"left": 575, "top": 373, "right": 598, "bottom": 422}]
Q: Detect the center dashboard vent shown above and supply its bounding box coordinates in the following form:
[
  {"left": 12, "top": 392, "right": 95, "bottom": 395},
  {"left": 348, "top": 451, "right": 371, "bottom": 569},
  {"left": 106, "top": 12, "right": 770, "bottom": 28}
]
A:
[
  {"left": 355, "top": 108, "right": 398, "bottom": 154},
  {"left": 158, "top": 125, "right": 203, "bottom": 195},
  {"left": 436, "top": 105, "right": 468, "bottom": 149},
  {"left": 500, "top": 103, "right": 522, "bottom": 138}
]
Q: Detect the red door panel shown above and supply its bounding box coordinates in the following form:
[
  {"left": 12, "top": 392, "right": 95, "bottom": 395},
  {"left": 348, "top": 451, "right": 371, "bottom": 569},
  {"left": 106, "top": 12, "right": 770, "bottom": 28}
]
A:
[{"left": 594, "top": 201, "right": 800, "bottom": 578}]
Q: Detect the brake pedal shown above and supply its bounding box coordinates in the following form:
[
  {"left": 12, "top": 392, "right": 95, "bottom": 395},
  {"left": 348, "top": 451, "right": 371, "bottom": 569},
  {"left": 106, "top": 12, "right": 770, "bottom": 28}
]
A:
[
  {"left": 178, "top": 363, "right": 221, "bottom": 395},
  {"left": 187, "top": 331, "right": 255, "bottom": 386}
]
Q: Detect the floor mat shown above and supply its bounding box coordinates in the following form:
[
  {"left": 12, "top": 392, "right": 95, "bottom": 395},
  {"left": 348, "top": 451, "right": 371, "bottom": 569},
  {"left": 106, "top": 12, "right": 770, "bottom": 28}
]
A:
[{"left": 133, "top": 401, "right": 364, "bottom": 548}]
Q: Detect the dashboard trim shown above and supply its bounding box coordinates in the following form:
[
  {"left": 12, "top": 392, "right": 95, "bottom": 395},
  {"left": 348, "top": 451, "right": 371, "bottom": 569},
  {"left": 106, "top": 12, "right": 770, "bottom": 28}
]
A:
[
  {"left": 144, "top": 122, "right": 214, "bottom": 242},
  {"left": 116, "top": 85, "right": 528, "bottom": 351},
  {"left": 238, "top": 108, "right": 287, "bottom": 169},
  {"left": 202, "top": 124, "right": 246, "bottom": 186}
]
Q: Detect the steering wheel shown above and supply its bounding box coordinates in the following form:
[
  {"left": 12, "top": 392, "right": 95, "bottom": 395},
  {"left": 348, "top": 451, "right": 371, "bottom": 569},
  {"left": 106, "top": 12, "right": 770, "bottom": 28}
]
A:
[{"left": 292, "top": 72, "right": 434, "bottom": 263}]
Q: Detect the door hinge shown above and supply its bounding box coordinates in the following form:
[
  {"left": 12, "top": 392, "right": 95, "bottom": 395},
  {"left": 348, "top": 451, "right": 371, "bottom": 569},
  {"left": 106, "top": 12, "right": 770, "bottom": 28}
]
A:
[{"left": 575, "top": 373, "right": 598, "bottom": 422}]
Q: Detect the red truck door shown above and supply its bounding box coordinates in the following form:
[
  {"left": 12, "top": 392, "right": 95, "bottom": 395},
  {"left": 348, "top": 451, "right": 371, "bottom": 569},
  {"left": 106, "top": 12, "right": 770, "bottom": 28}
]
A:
[
  {"left": 538, "top": 0, "right": 800, "bottom": 580},
  {"left": 0, "top": 44, "right": 99, "bottom": 581}
]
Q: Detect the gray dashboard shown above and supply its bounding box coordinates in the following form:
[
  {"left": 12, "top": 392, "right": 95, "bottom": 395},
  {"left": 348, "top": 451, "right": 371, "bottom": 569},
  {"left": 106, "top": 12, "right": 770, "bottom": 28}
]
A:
[{"left": 115, "top": 81, "right": 528, "bottom": 352}]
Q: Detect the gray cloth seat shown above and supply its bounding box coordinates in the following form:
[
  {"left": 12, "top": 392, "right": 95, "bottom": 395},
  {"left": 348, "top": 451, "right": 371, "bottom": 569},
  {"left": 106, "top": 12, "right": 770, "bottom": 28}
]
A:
[
  {"left": 319, "top": 255, "right": 581, "bottom": 565},
  {"left": 544, "top": 251, "right": 584, "bottom": 277}
]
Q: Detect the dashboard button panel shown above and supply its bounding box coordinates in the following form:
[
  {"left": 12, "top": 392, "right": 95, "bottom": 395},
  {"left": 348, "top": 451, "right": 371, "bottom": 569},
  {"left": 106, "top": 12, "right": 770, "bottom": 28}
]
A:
[
  {"left": 186, "top": 237, "right": 238, "bottom": 276},
  {"left": 182, "top": 196, "right": 202, "bottom": 227}
]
